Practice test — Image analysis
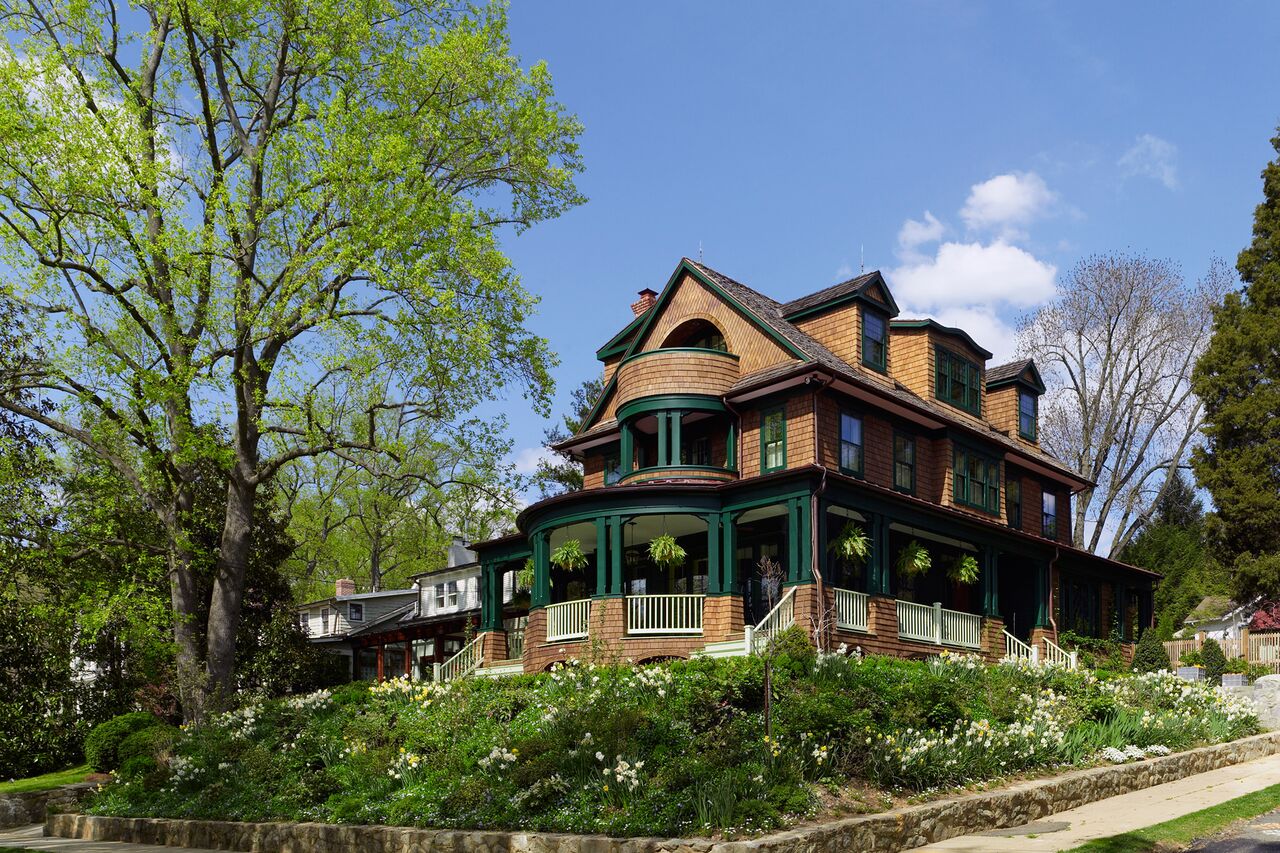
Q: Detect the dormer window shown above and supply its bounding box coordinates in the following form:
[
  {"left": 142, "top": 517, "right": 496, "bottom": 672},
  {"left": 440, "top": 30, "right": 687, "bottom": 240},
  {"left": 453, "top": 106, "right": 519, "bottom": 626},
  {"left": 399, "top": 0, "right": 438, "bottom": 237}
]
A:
[
  {"left": 1019, "top": 390, "right": 1038, "bottom": 440},
  {"left": 935, "top": 347, "right": 981, "bottom": 415},
  {"left": 348, "top": 602, "right": 364, "bottom": 622},
  {"left": 861, "top": 309, "right": 887, "bottom": 372}
]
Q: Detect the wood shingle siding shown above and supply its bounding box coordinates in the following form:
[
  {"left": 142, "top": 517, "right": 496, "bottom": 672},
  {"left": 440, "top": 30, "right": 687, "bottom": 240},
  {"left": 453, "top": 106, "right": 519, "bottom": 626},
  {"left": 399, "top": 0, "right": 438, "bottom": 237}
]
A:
[{"left": 614, "top": 349, "right": 739, "bottom": 410}]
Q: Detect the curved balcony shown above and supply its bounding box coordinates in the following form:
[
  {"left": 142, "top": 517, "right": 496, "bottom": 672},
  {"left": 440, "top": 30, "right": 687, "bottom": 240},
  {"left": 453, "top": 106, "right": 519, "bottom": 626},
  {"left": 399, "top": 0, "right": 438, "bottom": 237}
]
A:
[
  {"left": 618, "top": 465, "right": 738, "bottom": 485},
  {"left": 615, "top": 347, "right": 740, "bottom": 411}
]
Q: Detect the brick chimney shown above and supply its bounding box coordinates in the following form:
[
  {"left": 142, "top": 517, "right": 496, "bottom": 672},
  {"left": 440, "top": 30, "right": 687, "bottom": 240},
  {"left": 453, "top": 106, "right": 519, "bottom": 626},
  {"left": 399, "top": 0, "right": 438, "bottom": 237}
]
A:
[
  {"left": 630, "top": 288, "right": 658, "bottom": 317},
  {"left": 335, "top": 578, "right": 356, "bottom": 597}
]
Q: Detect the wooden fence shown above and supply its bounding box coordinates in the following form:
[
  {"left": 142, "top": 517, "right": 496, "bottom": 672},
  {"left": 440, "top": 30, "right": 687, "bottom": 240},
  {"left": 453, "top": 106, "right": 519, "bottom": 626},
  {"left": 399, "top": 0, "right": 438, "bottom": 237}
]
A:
[{"left": 1165, "top": 631, "right": 1280, "bottom": 673}]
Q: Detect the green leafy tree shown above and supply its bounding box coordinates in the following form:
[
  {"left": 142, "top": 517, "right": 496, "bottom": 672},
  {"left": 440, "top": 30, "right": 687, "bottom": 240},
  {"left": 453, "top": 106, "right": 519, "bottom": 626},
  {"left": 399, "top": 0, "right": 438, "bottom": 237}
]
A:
[
  {"left": 535, "top": 376, "right": 605, "bottom": 496},
  {"left": 1193, "top": 129, "right": 1280, "bottom": 604},
  {"left": 1131, "top": 628, "right": 1170, "bottom": 673},
  {"left": 0, "top": 1, "right": 581, "bottom": 718}
]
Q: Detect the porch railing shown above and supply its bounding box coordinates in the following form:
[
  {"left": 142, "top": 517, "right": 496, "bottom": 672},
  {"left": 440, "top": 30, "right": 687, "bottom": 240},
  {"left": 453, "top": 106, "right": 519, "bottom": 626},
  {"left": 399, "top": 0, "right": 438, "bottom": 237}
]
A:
[
  {"left": 833, "top": 588, "right": 869, "bottom": 632},
  {"left": 438, "top": 635, "right": 482, "bottom": 682},
  {"left": 545, "top": 599, "right": 591, "bottom": 643},
  {"left": 506, "top": 626, "right": 526, "bottom": 660},
  {"left": 1043, "top": 637, "right": 1078, "bottom": 669},
  {"left": 1004, "top": 630, "right": 1038, "bottom": 663},
  {"left": 748, "top": 586, "right": 797, "bottom": 653},
  {"left": 896, "top": 600, "right": 982, "bottom": 650},
  {"left": 626, "top": 594, "right": 705, "bottom": 635}
]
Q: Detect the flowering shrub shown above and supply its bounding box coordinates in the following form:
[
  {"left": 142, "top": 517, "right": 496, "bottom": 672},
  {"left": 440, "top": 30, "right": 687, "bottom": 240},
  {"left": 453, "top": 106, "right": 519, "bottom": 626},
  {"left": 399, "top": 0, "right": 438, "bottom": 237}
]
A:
[{"left": 87, "top": 652, "right": 1260, "bottom": 837}]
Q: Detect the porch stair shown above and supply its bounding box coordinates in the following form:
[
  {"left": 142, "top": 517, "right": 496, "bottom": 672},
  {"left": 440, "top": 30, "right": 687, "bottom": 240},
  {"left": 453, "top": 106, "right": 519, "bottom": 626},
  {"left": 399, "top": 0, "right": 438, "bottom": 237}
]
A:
[{"left": 699, "top": 632, "right": 749, "bottom": 659}]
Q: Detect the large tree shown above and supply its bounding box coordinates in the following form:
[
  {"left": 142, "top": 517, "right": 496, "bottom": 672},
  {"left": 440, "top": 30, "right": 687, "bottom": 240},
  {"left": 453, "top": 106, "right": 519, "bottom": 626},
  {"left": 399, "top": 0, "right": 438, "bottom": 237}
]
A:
[
  {"left": 1018, "top": 253, "right": 1231, "bottom": 556},
  {"left": 0, "top": 0, "right": 581, "bottom": 717},
  {"left": 1192, "top": 129, "right": 1280, "bottom": 602}
]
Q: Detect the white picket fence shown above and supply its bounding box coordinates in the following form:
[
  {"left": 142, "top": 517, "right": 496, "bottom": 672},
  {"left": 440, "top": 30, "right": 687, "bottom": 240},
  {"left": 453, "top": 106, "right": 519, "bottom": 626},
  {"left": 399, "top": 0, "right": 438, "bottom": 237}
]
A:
[
  {"left": 834, "top": 588, "right": 869, "bottom": 632},
  {"left": 896, "top": 600, "right": 982, "bottom": 650},
  {"left": 626, "top": 594, "right": 705, "bottom": 635},
  {"left": 545, "top": 599, "right": 591, "bottom": 642}
]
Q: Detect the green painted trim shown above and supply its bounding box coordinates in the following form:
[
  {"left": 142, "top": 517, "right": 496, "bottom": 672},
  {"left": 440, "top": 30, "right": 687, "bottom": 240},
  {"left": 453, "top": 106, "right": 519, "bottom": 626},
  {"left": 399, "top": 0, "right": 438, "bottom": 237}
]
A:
[
  {"left": 892, "top": 430, "right": 916, "bottom": 495},
  {"left": 892, "top": 318, "right": 994, "bottom": 360},
  {"left": 838, "top": 410, "right": 865, "bottom": 477},
  {"left": 471, "top": 540, "right": 532, "bottom": 563},
  {"left": 985, "top": 361, "right": 1047, "bottom": 394},
  {"left": 608, "top": 516, "right": 623, "bottom": 596},
  {"left": 781, "top": 271, "right": 900, "bottom": 321},
  {"left": 952, "top": 443, "right": 1002, "bottom": 515},
  {"left": 760, "top": 405, "right": 787, "bottom": 473},
  {"left": 620, "top": 422, "right": 634, "bottom": 474},
  {"left": 596, "top": 312, "right": 648, "bottom": 359},
  {"left": 726, "top": 420, "right": 737, "bottom": 469},
  {"left": 706, "top": 513, "right": 722, "bottom": 595},
  {"left": 861, "top": 306, "right": 889, "bottom": 373},
  {"left": 616, "top": 394, "right": 727, "bottom": 423},
  {"left": 1018, "top": 389, "right": 1039, "bottom": 441},
  {"left": 618, "top": 465, "right": 736, "bottom": 485},
  {"left": 670, "top": 410, "right": 682, "bottom": 464},
  {"left": 618, "top": 347, "right": 740, "bottom": 366},
  {"left": 577, "top": 373, "right": 618, "bottom": 436},
  {"left": 595, "top": 518, "right": 608, "bottom": 599},
  {"left": 657, "top": 411, "right": 669, "bottom": 465},
  {"left": 980, "top": 547, "right": 1000, "bottom": 617},
  {"left": 935, "top": 344, "right": 983, "bottom": 417}
]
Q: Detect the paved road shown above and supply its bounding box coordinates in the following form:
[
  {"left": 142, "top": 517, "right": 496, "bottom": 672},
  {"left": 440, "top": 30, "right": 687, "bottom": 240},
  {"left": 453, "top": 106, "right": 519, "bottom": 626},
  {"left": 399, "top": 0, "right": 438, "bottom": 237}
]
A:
[
  {"left": 0, "top": 823, "right": 223, "bottom": 852},
  {"left": 1188, "top": 807, "right": 1280, "bottom": 852},
  {"left": 919, "top": 753, "right": 1280, "bottom": 852}
]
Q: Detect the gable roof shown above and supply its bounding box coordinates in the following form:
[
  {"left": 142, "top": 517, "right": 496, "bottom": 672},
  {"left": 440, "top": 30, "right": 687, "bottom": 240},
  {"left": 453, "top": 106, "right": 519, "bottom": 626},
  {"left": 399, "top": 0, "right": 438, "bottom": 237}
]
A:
[
  {"left": 890, "top": 319, "right": 994, "bottom": 360},
  {"left": 986, "top": 359, "right": 1047, "bottom": 394},
  {"left": 780, "top": 270, "right": 900, "bottom": 320}
]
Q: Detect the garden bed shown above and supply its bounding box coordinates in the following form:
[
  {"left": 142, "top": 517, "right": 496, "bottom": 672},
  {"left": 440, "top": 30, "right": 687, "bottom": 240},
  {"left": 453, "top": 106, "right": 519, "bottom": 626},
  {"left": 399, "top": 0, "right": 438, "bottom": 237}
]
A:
[{"left": 84, "top": 641, "right": 1262, "bottom": 839}]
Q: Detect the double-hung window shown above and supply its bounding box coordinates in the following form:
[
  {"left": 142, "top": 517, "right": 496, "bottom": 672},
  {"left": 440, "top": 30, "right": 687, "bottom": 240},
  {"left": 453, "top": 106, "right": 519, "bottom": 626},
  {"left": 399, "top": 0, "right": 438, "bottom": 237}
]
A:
[
  {"left": 893, "top": 433, "right": 915, "bottom": 493},
  {"left": 1007, "top": 478, "right": 1022, "bottom": 529},
  {"left": 935, "top": 347, "right": 982, "bottom": 415},
  {"left": 861, "top": 310, "right": 887, "bottom": 371},
  {"left": 952, "top": 446, "right": 1000, "bottom": 514},
  {"left": 1019, "top": 390, "right": 1038, "bottom": 440},
  {"left": 436, "top": 580, "right": 460, "bottom": 610},
  {"left": 319, "top": 607, "right": 330, "bottom": 634},
  {"left": 1042, "top": 492, "right": 1059, "bottom": 539},
  {"left": 839, "top": 412, "right": 863, "bottom": 476},
  {"left": 348, "top": 602, "right": 364, "bottom": 623},
  {"left": 761, "top": 407, "right": 786, "bottom": 472}
]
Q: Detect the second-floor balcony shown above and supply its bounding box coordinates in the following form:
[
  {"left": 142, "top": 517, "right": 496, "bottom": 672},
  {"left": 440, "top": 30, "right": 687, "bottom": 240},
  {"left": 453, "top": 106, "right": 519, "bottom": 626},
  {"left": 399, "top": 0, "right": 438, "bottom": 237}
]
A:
[{"left": 614, "top": 347, "right": 740, "bottom": 411}]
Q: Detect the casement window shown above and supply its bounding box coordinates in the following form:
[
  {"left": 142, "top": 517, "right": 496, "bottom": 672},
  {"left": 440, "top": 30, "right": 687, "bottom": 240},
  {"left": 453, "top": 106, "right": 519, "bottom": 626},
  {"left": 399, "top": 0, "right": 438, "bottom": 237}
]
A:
[
  {"left": 435, "top": 580, "right": 460, "bottom": 609},
  {"left": 839, "top": 412, "right": 864, "bottom": 476},
  {"left": 604, "top": 453, "right": 621, "bottom": 485},
  {"left": 953, "top": 447, "right": 1000, "bottom": 514},
  {"left": 1042, "top": 492, "right": 1058, "bottom": 539},
  {"left": 1019, "top": 390, "right": 1038, "bottom": 440},
  {"left": 348, "top": 602, "right": 364, "bottom": 623},
  {"left": 1007, "top": 478, "right": 1022, "bottom": 529},
  {"left": 761, "top": 407, "right": 786, "bottom": 472},
  {"left": 935, "top": 347, "right": 982, "bottom": 415},
  {"left": 681, "top": 436, "right": 711, "bottom": 467},
  {"left": 861, "top": 309, "right": 888, "bottom": 372},
  {"left": 893, "top": 433, "right": 915, "bottom": 494}
]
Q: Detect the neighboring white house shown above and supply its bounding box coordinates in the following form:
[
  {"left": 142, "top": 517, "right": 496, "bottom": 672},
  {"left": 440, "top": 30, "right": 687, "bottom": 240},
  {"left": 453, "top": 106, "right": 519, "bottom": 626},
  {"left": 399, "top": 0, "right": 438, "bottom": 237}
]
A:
[{"left": 1175, "top": 596, "right": 1254, "bottom": 641}]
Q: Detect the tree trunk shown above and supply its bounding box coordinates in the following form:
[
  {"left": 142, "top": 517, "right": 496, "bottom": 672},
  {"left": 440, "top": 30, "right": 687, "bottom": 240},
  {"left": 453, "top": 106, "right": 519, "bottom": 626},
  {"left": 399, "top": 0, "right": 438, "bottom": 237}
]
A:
[
  {"left": 370, "top": 526, "right": 382, "bottom": 592},
  {"left": 205, "top": 468, "right": 256, "bottom": 708},
  {"left": 165, "top": 491, "right": 207, "bottom": 724}
]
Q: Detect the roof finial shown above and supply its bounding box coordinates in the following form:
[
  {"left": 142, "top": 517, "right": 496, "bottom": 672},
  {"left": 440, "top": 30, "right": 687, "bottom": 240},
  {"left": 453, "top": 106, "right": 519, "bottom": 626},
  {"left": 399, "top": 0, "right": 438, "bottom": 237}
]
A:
[
  {"left": 698, "top": 240, "right": 704, "bottom": 263},
  {"left": 860, "top": 244, "right": 865, "bottom": 274}
]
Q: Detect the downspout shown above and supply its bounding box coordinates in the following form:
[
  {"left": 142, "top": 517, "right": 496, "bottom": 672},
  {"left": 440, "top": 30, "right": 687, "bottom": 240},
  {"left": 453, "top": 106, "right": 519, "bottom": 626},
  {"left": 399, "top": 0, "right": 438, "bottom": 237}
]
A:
[
  {"left": 807, "top": 374, "right": 834, "bottom": 649},
  {"left": 1048, "top": 545, "right": 1060, "bottom": 642}
]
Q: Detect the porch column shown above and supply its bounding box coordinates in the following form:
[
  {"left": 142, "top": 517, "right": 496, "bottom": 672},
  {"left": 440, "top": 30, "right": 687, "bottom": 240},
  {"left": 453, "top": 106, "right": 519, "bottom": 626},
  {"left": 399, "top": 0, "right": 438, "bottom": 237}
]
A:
[
  {"left": 595, "top": 517, "right": 608, "bottom": 597},
  {"left": 620, "top": 423, "right": 634, "bottom": 474},
  {"left": 657, "top": 412, "right": 669, "bottom": 466},
  {"left": 726, "top": 421, "right": 737, "bottom": 470},
  {"left": 980, "top": 547, "right": 999, "bottom": 617},
  {"left": 671, "top": 411, "right": 682, "bottom": 465},
  {"left": 721, "top": 511, "right": 738, "bottom": 594},
  {"left": 1032, "top": 559, "right": 1051, "bottom": 628},
  {"left": 608, "top": 516, "right": 623, "bottom": 596},
  {"left": 1139, "top": 587, "right": 1154, "bottom": 632},
  {"left": 480, "top": 560, "right": 501, "bottom": 631},
  {"left": 867, "top": 513, "right": 891, "bottom": 595},
  {"left": 786, "top": 498, "right": 801, "bottom": 584},
  {"left": 706, "top": 513, "right": 723, "bottom": 594},
  {"left": 532, "top": 530, "right": 551, "bottom": 609}
]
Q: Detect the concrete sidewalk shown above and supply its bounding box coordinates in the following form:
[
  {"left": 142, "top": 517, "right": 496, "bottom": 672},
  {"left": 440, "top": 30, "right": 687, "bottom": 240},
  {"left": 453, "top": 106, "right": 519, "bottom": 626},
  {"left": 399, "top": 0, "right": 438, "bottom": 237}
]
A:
[
  {"left": 0, "top": 823, "right": 223, "bottom": 852},
  {"left": 919, "top": 752, "right": 1280, "bottom": 852}
]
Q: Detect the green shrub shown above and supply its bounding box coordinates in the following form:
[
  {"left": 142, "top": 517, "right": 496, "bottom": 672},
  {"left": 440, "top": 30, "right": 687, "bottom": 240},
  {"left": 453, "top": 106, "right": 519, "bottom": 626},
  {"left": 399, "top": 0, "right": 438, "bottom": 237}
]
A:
[
  {"left": 1180, "top": 648, "right": 1203, "bottom": 666},
  {"left": 117, "top": 725, "right": 175, "bottom": 767},
  {"left": 1201, "top": 638, "right": 1227, "bottom": 686},
  {"left": 84, "top": 712, "right": 163, "bottom": 772},
  {"left": 1131, "top": 629, "right": 1170, "bottom": 673}
]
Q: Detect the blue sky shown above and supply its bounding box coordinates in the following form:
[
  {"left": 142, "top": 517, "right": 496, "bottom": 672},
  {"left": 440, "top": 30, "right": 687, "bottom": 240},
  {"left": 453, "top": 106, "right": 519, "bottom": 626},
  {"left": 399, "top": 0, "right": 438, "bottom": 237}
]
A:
[{"left": 496, "top": 1, "right": 1280, "bottom": 476}]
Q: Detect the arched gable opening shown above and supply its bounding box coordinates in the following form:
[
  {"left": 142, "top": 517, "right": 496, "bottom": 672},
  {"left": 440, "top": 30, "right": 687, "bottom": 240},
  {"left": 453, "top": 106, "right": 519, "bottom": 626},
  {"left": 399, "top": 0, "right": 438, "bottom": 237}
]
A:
[{"left": 661, "top": 318, "right": 728, "bottom": 352}]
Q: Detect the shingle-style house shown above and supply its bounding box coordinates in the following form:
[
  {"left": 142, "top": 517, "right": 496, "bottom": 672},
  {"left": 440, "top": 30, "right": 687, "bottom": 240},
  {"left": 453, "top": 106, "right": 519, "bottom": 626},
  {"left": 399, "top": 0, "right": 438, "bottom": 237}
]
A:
[{"left": 378, "top": 258, "right": 1160, "bottom": 680}]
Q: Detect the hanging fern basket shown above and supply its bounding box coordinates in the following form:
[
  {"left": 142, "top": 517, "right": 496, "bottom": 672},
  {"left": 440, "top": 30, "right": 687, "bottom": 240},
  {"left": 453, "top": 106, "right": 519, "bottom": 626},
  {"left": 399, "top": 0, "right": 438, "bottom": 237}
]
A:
[
  {"left": 648, "top": 533, "right": 687, "bottom": 569},
  {"left": 895, "top": 540, "right": 932, "bottom": 579},
  {"left": 828, "top": 521, "right": 871, "bottom": 563},
  {"left": 948, "top": 554, "right": 980, "bottom": 585},
  {"left": 550, "top": 539, "right": 589, "bottom": 572}
]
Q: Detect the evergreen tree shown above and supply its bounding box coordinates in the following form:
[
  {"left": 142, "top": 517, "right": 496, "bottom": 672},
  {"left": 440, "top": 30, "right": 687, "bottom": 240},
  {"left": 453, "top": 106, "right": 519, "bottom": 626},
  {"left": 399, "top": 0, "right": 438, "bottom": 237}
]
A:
[
  {"left": 1200, "top": 637, "right": 1227, "bottom": 686},
  {"left": 1151, "top": 469, "right": 1204, "bottom": 530},
  {"left": 535, "top": 377, "right": 606, "bottom": 496},
  {"left": 1192, "top": 129, "right": 1280, "bottom": 602},
  {"left": 1132, "top": 628, "right": 1171, "bottom": 673}
]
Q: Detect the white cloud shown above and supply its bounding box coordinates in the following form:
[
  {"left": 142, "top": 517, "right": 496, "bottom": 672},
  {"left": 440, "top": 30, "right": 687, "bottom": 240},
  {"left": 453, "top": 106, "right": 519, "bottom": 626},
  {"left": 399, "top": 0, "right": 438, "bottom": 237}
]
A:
[
  {"left": 897, "top": 211, "right": 946, "bottom": 259},
  {"left": 929, "top": 306, "right": 1021, "bottom": 364},
  {"left": 1118, "top": 134, "right": 1178, "bottom": 190},
  {"left": 892, "top": 240, "right": 1058, "bottom": 311},
  {"left": 512, "top": 445, "right": 556, "bottom": 476},
  {"left": 960, "top": 172, "right": 1056, "bottom": 236}
]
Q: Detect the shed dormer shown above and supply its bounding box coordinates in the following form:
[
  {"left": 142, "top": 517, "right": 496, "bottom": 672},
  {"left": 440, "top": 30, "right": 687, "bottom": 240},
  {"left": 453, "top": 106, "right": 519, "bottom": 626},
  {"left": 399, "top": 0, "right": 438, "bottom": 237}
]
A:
[
  {"left": 887, "top": 319, "right": 992, "bottom": 418},
  {"left": 985, "top": 359, "right": 1046, "bottom": 444}
]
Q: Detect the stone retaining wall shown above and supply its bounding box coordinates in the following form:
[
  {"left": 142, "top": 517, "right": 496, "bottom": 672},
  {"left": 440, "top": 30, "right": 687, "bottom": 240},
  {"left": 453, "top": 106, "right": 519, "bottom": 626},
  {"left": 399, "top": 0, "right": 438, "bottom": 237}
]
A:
[
  {"left": 47, "top": 731, "right": 1280, "bottom": 853},
  {"left": 1, "top": 782, "right": 96, "bottom": 830}
]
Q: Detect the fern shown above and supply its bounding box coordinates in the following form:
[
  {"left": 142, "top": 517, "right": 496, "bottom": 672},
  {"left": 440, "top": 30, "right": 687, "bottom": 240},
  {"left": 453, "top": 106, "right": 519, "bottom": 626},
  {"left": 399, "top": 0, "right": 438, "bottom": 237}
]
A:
[
  {"left": 828, "top": 521, "right": 870, "bottom": 563},
  {"left": 516, "top": 558, "right": 535, "bottom": 592},
  {"left": 948, "top": 554, "right": 979, "bottom": 585},
  {"left": 896, "top": 540, "right": 931, "bottom": 578},
  {"left": 648, "top": 533, "right": 687, "bottom": 569},
  {"left": 550, "top": 539, "right": 589, "bottom": 572}
]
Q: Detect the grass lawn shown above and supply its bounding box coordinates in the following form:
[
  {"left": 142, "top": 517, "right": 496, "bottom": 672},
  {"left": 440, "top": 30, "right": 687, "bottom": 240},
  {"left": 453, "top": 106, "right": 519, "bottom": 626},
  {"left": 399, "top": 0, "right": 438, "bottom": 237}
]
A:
[
  {"left": 0, "top": 764, "right": 91, "bottom": 795},
  {"left": 1067, "top": 781, "right": 1280, "bottom": 852}
]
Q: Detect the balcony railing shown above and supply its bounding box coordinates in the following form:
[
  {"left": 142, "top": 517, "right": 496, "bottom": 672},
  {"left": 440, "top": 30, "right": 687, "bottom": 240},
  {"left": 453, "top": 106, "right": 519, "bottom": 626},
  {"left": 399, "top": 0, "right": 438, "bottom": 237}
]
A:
[
  {"left": 833, "top": 588, "right": 869, "bottom": 632},
  {"left": 545, "top": 599, "right": 591, "bottom": 643},
  {"left": 896, "top": 600, "right": 982, "bottom": 650},
  {"left": 626, "top": 594, "right": 705, "bottom": 635}
]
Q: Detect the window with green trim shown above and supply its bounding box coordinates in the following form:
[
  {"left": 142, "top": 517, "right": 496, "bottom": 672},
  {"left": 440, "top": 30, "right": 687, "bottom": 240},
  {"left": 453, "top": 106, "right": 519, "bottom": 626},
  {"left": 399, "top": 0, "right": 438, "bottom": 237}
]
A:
[
  {"left": 604, "top": 453, "right": 621, "bottom": 485},
  {"left": 952, "top": 446, "right": 1000, "bottom": 514},
  {"left": 1019, "top": 390, "right": 1038, "bottom": 440},
  {"left": 761, "top": 407, "right": 786, "bottom": 472},
  {"left": 935, "top": 346, "right": 982, "bottom": 415},
  {"left": 681, "top": 436, "right": 711, "bottom": 466},
  {"left": 839, "top": 412, "right": 863, "bottom": 475},
  {"left": 1007, "top": 478, "right": 1022, "bottom": 529},
  {"left": 893, "top": 433, "right": 915, "bottom": 493},
  {"left": 1042, "top": 491, "right": 1058, "bottom": 539},
  {"left": 861, "top": 309, "right": 887, "bottom": 372}
]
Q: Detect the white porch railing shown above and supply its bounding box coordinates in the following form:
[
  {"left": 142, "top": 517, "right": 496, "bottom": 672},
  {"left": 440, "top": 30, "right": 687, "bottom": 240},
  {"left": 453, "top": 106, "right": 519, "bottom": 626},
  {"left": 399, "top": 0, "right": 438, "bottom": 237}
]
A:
[
  {"left": 545, "top": 599, "right": 591, "bottom": 642},
  {"left": 1004, "top": 630, "right": 1038, "bottom": 663},
  {"left": 834, "top": 588, "right": 869, "bottom": 632},
  {"left": 748, "top": 586, "right": 797, "bottom": 653},
  {"left": 1043, "top": 637, "right": 1079, "bottom": 669},
  {"left": 895, "top": 600, "right": 982, "bottom": 650},
  {"left": 437, "top": 635, "right": 482, "bottom": 682},
  {"left": 626, "top": 594, "right": 705, "bottom": 635},
  {"left": 506, "top": 626, "right": 525, "bottom": 660}
]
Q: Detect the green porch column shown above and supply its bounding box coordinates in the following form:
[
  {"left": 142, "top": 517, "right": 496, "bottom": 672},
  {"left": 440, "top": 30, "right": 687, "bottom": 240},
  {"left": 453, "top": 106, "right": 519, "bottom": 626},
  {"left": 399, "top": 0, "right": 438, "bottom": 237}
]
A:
[
  {"left": 1033, "top": 559, "right": 1051, "bottom": 628},
  {"left": 620, "top": 423, "right": 634, "bottom": 474},
  {"left": 793, "top": 497, "right": 813, "bottom": 584},
  {"left": 480, "top": 561, "right": 501, "bottom": 631},
  {"left": 671, "top": 412, "right": 682, "bottom": 465},
  {"left": 532, "top": 531, "right": 551, "bottom": 609},
  {"left": 721, "top": 511, "right": 738, "bottom": 595},
  {"left": 706, "top": 513, "right": 723, "bottom": 594},
  {"left": 786, "top": 498, "right": 801, "bottom": 584},
  {"left": 657, "top": 412, "right": 669, "bottom": 466},
  {"left": 608, "top": 515, "right": 623, "bottom": 596},
  {"left": 726, "top": 421, "right": 737, "bottom": 470},
  {"left": 980, "top": 548, "right": 999, "bottom": 617},
  {"left": 595, "top": 517, "right": 608, "bottom": 598},
  {"left": 868, "top": 513, "right": 891, "bottom": 595}
]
